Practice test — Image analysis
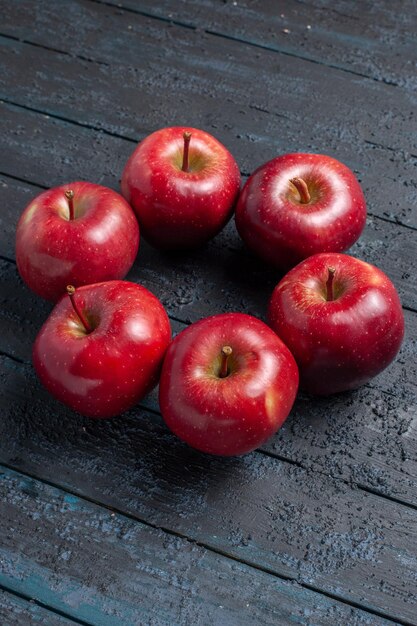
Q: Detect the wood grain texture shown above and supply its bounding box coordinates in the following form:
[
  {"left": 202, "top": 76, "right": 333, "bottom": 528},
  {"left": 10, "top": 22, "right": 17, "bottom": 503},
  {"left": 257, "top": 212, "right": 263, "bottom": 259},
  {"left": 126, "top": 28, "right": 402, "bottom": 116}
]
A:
[
  {"left": 1, "top": 0, "right": 417, "bottom": 230},
  {"left": 90, "top": 0, "right": 417, "bottom": 90},
  {"left": 1, "top": 358, "right": 417, "bottom": 623},
  {"left": 2, "top": 466, "right": 399, "bottom": 626},
  {"left": 0, "top": 590, "right": 80, "bottom": 626}
]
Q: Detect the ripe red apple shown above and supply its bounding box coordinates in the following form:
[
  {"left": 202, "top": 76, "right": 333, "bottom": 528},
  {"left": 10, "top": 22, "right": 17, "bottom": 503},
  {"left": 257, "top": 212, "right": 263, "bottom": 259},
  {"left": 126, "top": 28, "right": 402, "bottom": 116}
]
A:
[
  {"left": 267, "top": 253, "right": 404, "bottom": 395},
  {"left": 121, "top": 126, "right": 241, "bottom": 249},
  {"left": 33, "top": 281, "right": 171, "bottom": 418},
  {"left": 16, "top": 181, "right": 140, "bottom": 301},
  {"left": 159, "top": 313, "right": 299, "bottom": 456},
  {"left": 235, "top": 153, "right": 366, "bottom": 270}
]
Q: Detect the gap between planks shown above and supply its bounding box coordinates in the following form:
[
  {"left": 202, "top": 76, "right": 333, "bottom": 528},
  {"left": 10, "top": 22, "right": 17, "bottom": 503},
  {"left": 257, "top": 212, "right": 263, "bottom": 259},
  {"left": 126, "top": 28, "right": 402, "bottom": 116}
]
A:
[
  {"left": 0, "top": 31, "right": 110, "bottom": 68},
  {"left": 0, "top": 583, "right": 94, "bottom": 626}
]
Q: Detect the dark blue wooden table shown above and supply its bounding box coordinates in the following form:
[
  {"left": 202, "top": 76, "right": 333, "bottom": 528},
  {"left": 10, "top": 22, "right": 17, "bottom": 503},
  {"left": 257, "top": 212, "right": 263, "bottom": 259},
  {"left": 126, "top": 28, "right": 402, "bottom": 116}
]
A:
[{"left": 1, "top": 1, "right": 416, "bottom": 624}]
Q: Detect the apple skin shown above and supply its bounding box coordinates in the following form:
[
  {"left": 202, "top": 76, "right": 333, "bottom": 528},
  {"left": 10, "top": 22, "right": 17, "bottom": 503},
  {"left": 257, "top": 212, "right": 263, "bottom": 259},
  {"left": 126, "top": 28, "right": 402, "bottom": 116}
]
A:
[
  {"left": 159, "top": 313, "right": 299, "bottom": 456},
  {"left": 235, "top": 153, "right": 366, "bottom": 270},
  {"left": 121, "top": 126, "right": 241, "bottom": 249},
  {"left": 33, "top": 281, "right": 171, "bottom": 418},
  {"left": 267, "top": 253, "right": 404, "bottom": 395},
  {"left": 16, "top": 182, "right": 140, "bottom": 301}
]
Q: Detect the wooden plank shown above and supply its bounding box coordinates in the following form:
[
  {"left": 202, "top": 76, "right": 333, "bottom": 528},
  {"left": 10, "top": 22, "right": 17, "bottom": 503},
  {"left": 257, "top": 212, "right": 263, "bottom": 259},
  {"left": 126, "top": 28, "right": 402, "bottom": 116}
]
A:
[
  {"left": 91, "top": 0, "right": 417, "bottom": 90},
  {"left": 0, "top": 175, "right": 45, "bottom": 260},
  {"left": 266, "top": 385, "right": 417, "bottom": 503},
  {"left": 0, "top": 103, "right": 128, "bottom": 191},
  {"left": 0, "top": 590, "right": 80, "bottom": 626},
  {"left": 1, "top": 466, "right": 398, "bottom": 626},
  {"left": 4, "top": 0, "right": 417, "bottom": 91},
  {"left": 1, "top": 5, "right": 417, "bottom": 229},
  {"left": 0, "top": 369, "right": 416, "bottom": 622}
]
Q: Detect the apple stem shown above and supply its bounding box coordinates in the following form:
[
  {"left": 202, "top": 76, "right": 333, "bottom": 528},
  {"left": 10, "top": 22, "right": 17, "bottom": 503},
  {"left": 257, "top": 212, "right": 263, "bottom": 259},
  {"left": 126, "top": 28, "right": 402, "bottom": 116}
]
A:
[
  {"left": 290, "top": 177, "right": 311, "bottom": 204},
  {"left": 182, "top": 131, "right": 192, "bottom": 172},
  {"left": 219, "top": 345, "right": 233, "bottom": 378},
  {"left": 65, "top": 189, "right": 75, "bottom": 220},
  {"left": 66, "top": 285, "right": 92, "bottom": 333},
  {"left": 326, "top": 267, "right": 336, "bottom": 302}
]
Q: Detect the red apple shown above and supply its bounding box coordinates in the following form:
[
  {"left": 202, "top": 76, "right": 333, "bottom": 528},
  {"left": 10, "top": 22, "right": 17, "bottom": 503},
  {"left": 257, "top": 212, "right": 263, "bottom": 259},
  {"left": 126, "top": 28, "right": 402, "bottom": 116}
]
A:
[
  {"left": 121, "top": 127, "right": 241, "bottom": 249},
  {"left": 159, "top": 313, "right": 299, "bottom": 456},
  {"left": 267, "top": 253, "right": 404, "bottom": 395},
  {"left": 235, "top": 153, "right": 366, "bottom": 269},
  {"left": 33, "top": 281, "right": 171, "bottom": 418},
  {"left": 16, "top": 181, "right": 140, "bottom": 301}
]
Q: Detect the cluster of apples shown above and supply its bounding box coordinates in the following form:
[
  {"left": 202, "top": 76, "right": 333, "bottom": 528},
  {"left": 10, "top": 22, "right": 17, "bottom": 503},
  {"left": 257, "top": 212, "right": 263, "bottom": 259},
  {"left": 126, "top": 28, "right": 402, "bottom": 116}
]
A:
[{"left": 15, "top": 127, "right": 404, "bottom": 457}]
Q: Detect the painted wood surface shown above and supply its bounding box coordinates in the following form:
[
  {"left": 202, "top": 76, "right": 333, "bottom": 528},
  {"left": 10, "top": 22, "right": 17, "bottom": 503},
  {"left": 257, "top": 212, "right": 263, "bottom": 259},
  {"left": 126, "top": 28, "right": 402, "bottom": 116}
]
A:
[
  {"left": 0, "top": 0, "right": 416, "bottom": 624},
  {"left": 2, "top": 466, "right": 399, "bottom": 626},
  {"left": 0, "top": 589, "right": 81, "bottom": 626},
  {"left": 1, "top": 355, "right": 417, "bottom": 624},
  {"left": 93, "top": 0, "right": 417, "bottom": 90}
]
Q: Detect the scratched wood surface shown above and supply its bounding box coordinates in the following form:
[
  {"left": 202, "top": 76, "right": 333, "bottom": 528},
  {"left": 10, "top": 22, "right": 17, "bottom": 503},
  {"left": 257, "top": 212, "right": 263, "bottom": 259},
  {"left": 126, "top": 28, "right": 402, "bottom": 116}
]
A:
[{"left": 0, "top": 1, "right": 416, "bottom": 625}]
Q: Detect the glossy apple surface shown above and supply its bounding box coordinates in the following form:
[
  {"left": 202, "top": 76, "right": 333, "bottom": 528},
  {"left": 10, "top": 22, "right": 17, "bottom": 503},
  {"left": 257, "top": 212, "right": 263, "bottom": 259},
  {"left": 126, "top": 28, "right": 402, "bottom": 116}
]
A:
[
  {"left": 33, "top": 281, "right": 171, "bottom": 418},
  {"left": 121, "top": 126, "right": 241, "bottom": 249},
  {"left": 268, "top": 253, "right": 404, "bottom": 395},
  {"left": 16, "top": 182, "right": 140, "bottom": 301},
  {"left": 235, "top": 153, "right": 366, "bottom": 269},
  {"left": 159, "top": 313, "right": 299, "bottom": 456}
]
